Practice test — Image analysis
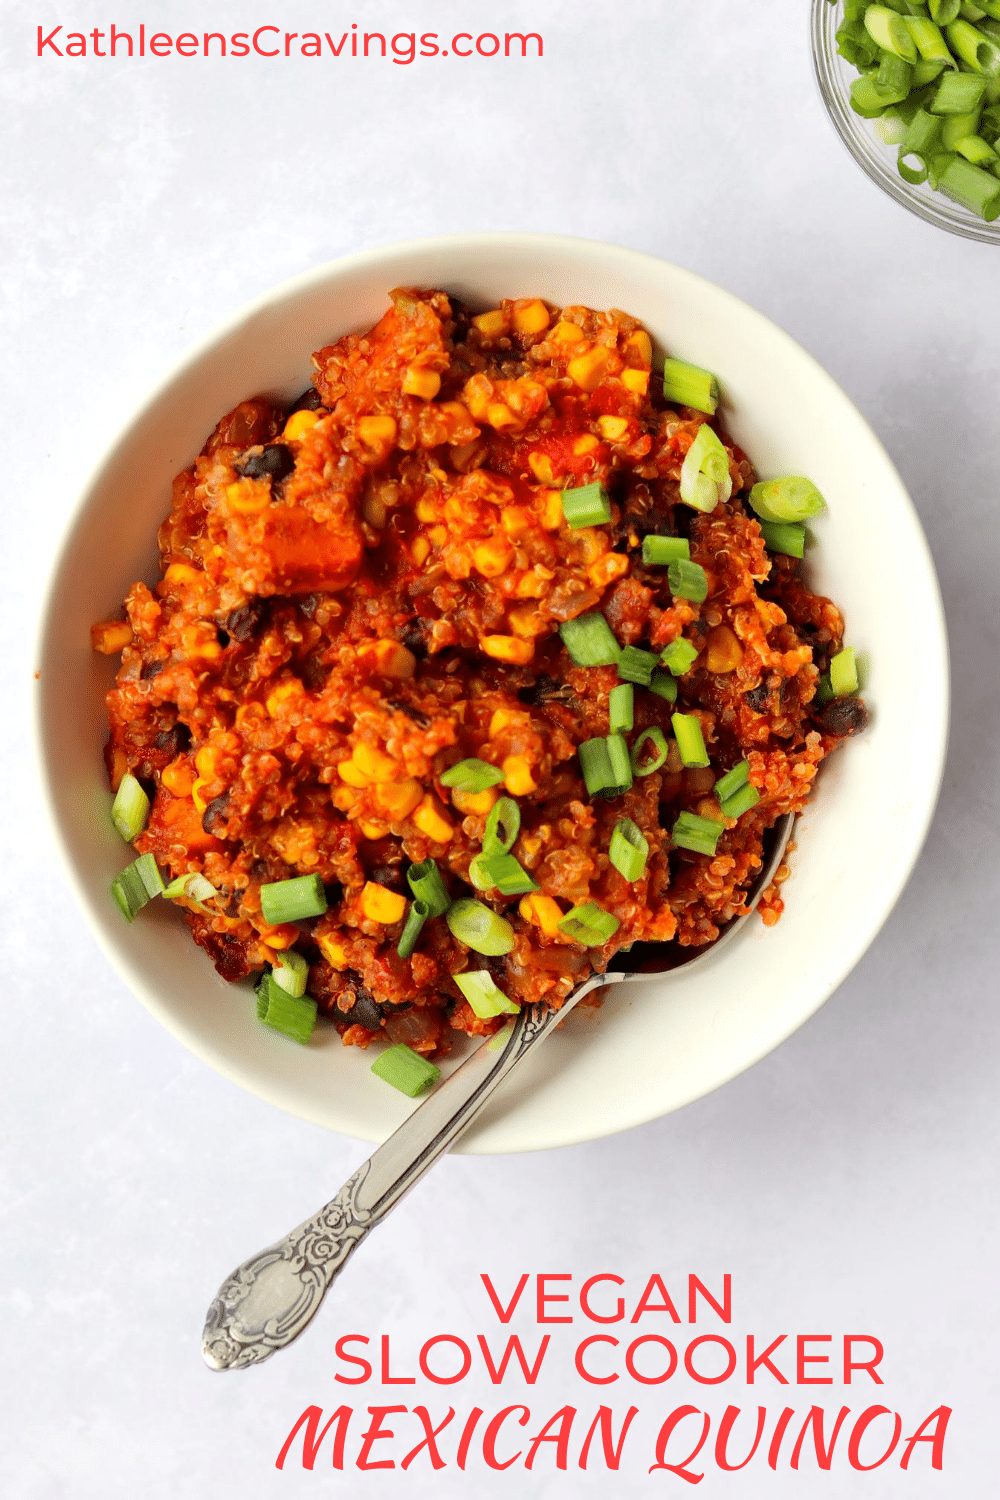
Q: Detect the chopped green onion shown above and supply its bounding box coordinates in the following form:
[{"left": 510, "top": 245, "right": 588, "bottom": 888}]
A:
[
  {"left": 397, "top": 899, "right": 430, "bottom": 959},
  {"left": 759, "top": 520, "right": 806, "bottom": 558},
  {"left": 671, "top": 712, "right": 710, "bottom": 768},
  {"left": 630, "top": 726, "right": 669, "bottom": 775},
  {"left": 931, "top": 68, "right": 988, "bottom": 110},
  {"left": 440, "top": 758, "right": 504, "bottom": 792},
  {"left": 815, "top": 672, "right": 835, "bottom": 706},
  {"left": 851, "top": 71, "right": 903, "bottom": 116},
  {"left": 559, "top": 612, "right": 620, "bottom": 667},
  {"left": 714, "top": 760, "right": 751, "bottom": 803},
  {"left": 446, "top": 898, "right": 515, "bottom": 955},
  {"left": 671, "top": 811, "right": 724, "bottom": 857},
  {"left": 830, "top": 646, "right": 860, "bottom": 697},
  {"left": 938, "top": 153, "right": 1000, "bottom": 215},
  {"left": 483, "top": 796, "right": 520, "bottom": 856},
  {"left": 941, "top": 111, "right": 982, "bottom": 152},
  {"left": 641, "top": 535, "right": 690, "bottom": 567},
  {"left": 557, "top": 901, "right": 621, "bottom": 946},
  {"left": 660, "top": 637, "right": 700, "bottom": 675},
  {"left": 648, "top": 670, "right": 679, "bottom": 703},
  {"left": 453, "top": 970, "right": 519, "bottom": 1019},
  {"left": 866, "top": 3, "right": 919, "bottom": 57},
  {"left": 875, "top": 53, "right": 914, "bottom": 97},
  {"left": 579, "top": 735, "right": 632, "bottom": 797},
  {"left": 667, "top": 559, "right": 708, "bottom": 603},
  {"left": 259, "top": 874, "right": 328, "bottom": 925},
  {"left": 718, "top": 783, "right": 761, "bottom": 820},
  {"left": 111, "top": 772, "right": 150, "bottom": 842},
  {"left": 902, "top": 105, "right": 944, "bottom": 154},
  {"left": 407, "top": 858, "right": 451, "bottom": 917},
  {"left": 956, "top": 132, "right": 998, "bottom": 163},
  {"left": 255, "top": 973, "right": 317, "bottom": 1044},
  {"left": 608, "top": 682, "right": 634, "bottom": 733},
  {"left": 609, "top": 819, "right": 649, "bottom": 881},
  {"left": 904, "top": 15, "right": 957, "bottom": 64},
  {"left": 272, "top": 948, "right": 309, "bottom": 998},
  {"left": 930, "top": 0, "right": 961, "bottom": 24},
  {"left": 605, "top": 733, "right": 633, "bottom": 795},
  {"left": 473, "top": 853, "right": 538, "bottom": 896},
  {"left": 371, "top": 1043, "right": 441, "bottom": 1097},
  {"left": 468, "top": 853, "right": 495, "bottom": 891},
  {"left": 679, "top": 424, "right": 732, "bottom": 513},
  {"left": 662, "top": 357, "right": 719, "bottom": 415},
  {"left": 617, "top": 645, "right": 659, "bottom": 686},
  {"left": 946, "top": 17, "right": 1000, "bottom": 71},
  {"left": 748, "top": 476, "right": 826, "bottom": 525},
  {"left": 162, "top": 871, "right": 218, "bottom": 912},
  {"left": 562, "top": 480, "right": 612, "bottom": 529},
  {"left": 111, "top": 853, "right": 165, "bottom": 921}
]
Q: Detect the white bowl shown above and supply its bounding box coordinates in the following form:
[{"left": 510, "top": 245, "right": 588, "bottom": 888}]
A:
[{"left": 36, "top": 234, "right": 949, "bottom": 1153}]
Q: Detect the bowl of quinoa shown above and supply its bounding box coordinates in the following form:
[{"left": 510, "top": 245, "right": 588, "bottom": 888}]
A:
[{"left": 37, "top": 235, "right": 948, "bottom": 1151}]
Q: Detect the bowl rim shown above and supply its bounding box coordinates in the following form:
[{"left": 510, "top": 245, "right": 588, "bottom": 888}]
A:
[
  {"left": 811, "top": 0, "right": 1000, "bottom": 245},
  {"left": 34, "top": 231, "right": 951, "bottom": 1152}
]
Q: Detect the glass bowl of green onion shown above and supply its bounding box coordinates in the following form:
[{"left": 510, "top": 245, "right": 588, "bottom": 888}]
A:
[{"left": 813, "top": 0, "right": 1000, "bottom": 241}]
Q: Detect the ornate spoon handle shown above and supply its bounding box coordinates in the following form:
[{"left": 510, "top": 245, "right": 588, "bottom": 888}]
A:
[{"left": 202, "top": 977, "right": 608, "bottom": 1370}]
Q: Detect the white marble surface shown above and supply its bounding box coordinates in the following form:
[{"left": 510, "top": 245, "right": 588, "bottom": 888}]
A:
[{"left": 4, "top": 0, "right": 999, "bottom": 1492}]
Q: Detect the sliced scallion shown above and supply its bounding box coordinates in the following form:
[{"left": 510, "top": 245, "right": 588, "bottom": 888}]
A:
[
  {"left": 830, "top": 646, "right": 860, "bottom": 697},
  {"left": 759, "top": 520, "right": 806, "bottom": 558},
  {"left": 866, "top": 3, "right": 919, "bottom": 58},
  {"left": 446, "top": 898, "right": 515, "bottom": 955},
  {"left": 617, "top": 645, "right": 659, "bottom": 687},
  {"left": 111, "top": 853, "right": 164, "bottom": 921},
  {"left": 714, "top": 760, "right": 751, "bottom": 803},
  {"left": 558, "top": 901, "right": 620, "bottom": 946},
  {"left": 662, "top": 357, "right": 719, "bottom": 415},
  {"left": 111, "top": 772, "right": 150, "bottom": 842},
  {"left": 256, "top": 972, "right": 317, "bottom": 1044},
  {"left": 630, "top": 726, "right": 669, "bottom": 776},
  {"left": 579, "top": 736, "right": 631, "bottom": 797},
  {"left": 649, "top": 670, "right": 679, "bottom": 703},
  {"left": 671, "top": 713, "right": 710, "bottom": 768},
  {"left": 259, "top": 874, "right": 328, "bottom": 925},
  {"left": 660, "top": 637, "right": 700, "bottom": 676},
  {"left": 667, "top": 559, "right": 709, "bottom": 603},
  {"left": 605, "top": 733, "right": 633, "bottom": 795},
  {"left": 559, "top": 613, "right": 620, "bottom": 667},
  {"left": 946, "top": 17, "right": 1000, "bottom": 71},
  {"left": 407, "top": 858, "right": 451, "bottom": 916},
  {"left": 562, "top": 480, "right": 612, "bottom": 529},
  {"left": 931, "top": 68, "right": 988, "bottom": 110},
  {"left": 483, "top": 797, "right": 520, "bottom": 856},
  {"left": 749, "top": 476, "right": 826, "bottom": 524},
  {"left": 468, "top": 853, "right": 496, "bottom": 892},
  {"left": 453, "top": 970, "right": 519, "bottom": 1020},
  {"left": 370, "top": 1043, "right": 441, "bottom": 1097},
  {"left": 718, "top": 782, "right": 761, "bottom": 820},
  {"left": 609, "top": 819, "right": 649, "bottom": 881},
  {"left": 671, "top": 811, "right": 724, "bottom": 857},
  {"left": 397, "top": 899, "right": 430, "bottom": 960},
  {"left": 608, "top": 682, "right": 634, "bottom": 733},
  {"left": 473, "top": 853, "right": 538, "bottom": 896},
  {"left": 162, "top": 871, "right": 217, "bottom": 912},
  {"left": 679, "top": 424, "right": 733, "bottom": 513},
  {"left": 641, "top": 535, "right": 690, "bottom": 567},
  {"left": 938, "top": 153, "right": 1000, "bottom": 215},
  {"left": 440, "top": 758, "right": 504, "bottom": 792},
  {"left": 272, "top": 948, "right": 309, "bottom": 998}
]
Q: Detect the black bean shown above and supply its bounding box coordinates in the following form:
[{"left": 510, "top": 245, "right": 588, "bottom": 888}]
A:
[
  {"left": 237, "top": 443, "right": 295, "bottom": 483},
  {"left": 225, "top": 599, "right": 269, "bottom": 642},
  {"left": 367, "top": 864, "right": 406, "bottom": 894},
  {"left": 216, "top": 629, "right": 230, "bottom": 649},
  {"left": 336, "top": 981, "right": 382, "bottom": 1032},
  {"left": 518, "top": 674, "right": 569, "bottom": 707},
  {"left": 816, "top": 696, "right": 869, "bottom": 737},
  {"left": 289, "top": 387, "right": 324, "bottom": 413},
  {"left": 140, "top": 659, "right": 164, "bottom": 680},
  {"left": 301, "top": 655, "right": 329, "bottom": 691},
  {"left": 397, "top": 619, "right": 429, "bottom": 659},
  {"left": 386, "top": 697, "right": 430, "bottom": 728},
  {"left": 323, "top": 881, "right": 344, "bottom": 907},
  {"left": 298, "top": 594, "right": 320, "bottom": 619},
  {"left": 201, "top": 793, "right": 231, "bottom": 836},
  {"left": 154, "top": 722, "right": 192, "bottom": 755},
  {"left": 744, "top": 685, "right": 770, "bottom": 713}
]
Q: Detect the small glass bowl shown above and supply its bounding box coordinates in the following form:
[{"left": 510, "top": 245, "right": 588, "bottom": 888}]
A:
[{"left": 811, "top": 0, "right": 1000, "bottom": 244}]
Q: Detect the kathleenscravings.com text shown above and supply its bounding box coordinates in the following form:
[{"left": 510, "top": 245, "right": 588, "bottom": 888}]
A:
[{"left": 36, "top": 24, "right": 544, "bottom": 63}]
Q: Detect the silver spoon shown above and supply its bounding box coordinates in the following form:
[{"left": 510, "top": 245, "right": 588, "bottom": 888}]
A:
[{"left": 202, "top": 813, "right": 793, "bottom": 1370}]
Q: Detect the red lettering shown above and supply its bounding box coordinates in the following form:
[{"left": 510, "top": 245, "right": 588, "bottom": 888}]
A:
[
  {"left": 767, "top": 1407, "right": 795, "bottom": 1469},
  {"left": 796, "top": 1335, "right": 833, "bottom": 1385},
  {"left": 625, "top": 1335, "right": 678, "bottom": 1385},
  {"left": 149, "top": 33, "right": 172, "bottom": 55},
  {"left": 480, "top": 1272, "right": 528, "bottom": 1323},
  {"left": 476, "top": 32, "right": 501, "bottom": 56},
  {"left": 790, "top": 1406, "right": 850, "bottom": 1470},
  {"left": 844, "top": 1335, "right": 884, "bottom": 1384},
  {"left": 324, "top": 32, "right": 349, "bottom": 56},
  {"left": 300, "top": 33, "right": 321, "bottom": 57},
  {"left": 381, "top": 1333, "right": 414, "bottom": 1384},
  {"left": 899, "top": 1406, "right": 952, "bottom": 1471},
  {"left": 630, "top": 1273, "right": 681, "bottom": 1324},
  {"left": 455, "top": 1408, "right": 483, "bottom": 1470},
  {"left": 175, "top": 33, "right": 198, "bottom": 57},
  {"left": 335, "top": 1334, "right": 371, "bottom": 1384},
  {"left": 537, "top": 1274, "right": 572, "bottom": 1323},
  {"left": 419, "top": 32, "right": 440, "bottom": 56},
  {"left": 715, "top": 1405, "right": 767, "bottom": 1471},
  {"left": 649, "top": 1406, "right": 711, "bottom": 1483},
  {"left": 90, "top": 29, "right": 106, "bottom": 56},
  {"left": 363, "top": 32, "right": 386, "bottom": 57},
  {"left": 401, "top": 1406, "right": 455, "bottom": 1470},
  {"left": 505, "top": 31, "right": 543, "bottom": 57},
  {"left": 578, "top": 1405, "right": 639, "bottom": 1470},
  {"left": 747, "top": 1334, "right": 788, "bottom": 1383},
  {"left": 482, "top": 1405, "right": 530, "bottom": 1470},
  {"left": 109, "top": 26, "right": 132, "bottom": 56},
  {"left": 204, "top": 32, "right": 226, "bottom": 56},
  {"left": 37, "top": 25, "right": 63, "bottom": 56},
  {"left": 477, "top": 1333, "right": 549, "bottom": 1384},
  {"left": 575, "top": 1335, "right": 618, "bottom": 1385},
  {"left": 253, "top": 26, "right": 279, "bottom": 57},
  {"left": 452, "top": 32, "right": 474, "bottom": 56},
  {"left": 688, "top": 1274, "right": 731, "bottom": 1323},
  {"left": 525, "top": 1405, "right": 576, "bottom": 1470},
  {"left": 684, "top": 1335, "right": 737, "bottom": 1385},
  {"left": 65, "top": 32, "right": 87, "bottom": 56},
  {"left": 356, "top": 1406, "right": 407, "bottom": 1471},
  {"left": 848, "top": 1406, "right": 902, "bottom": 1470},
  {"left": 419, "top": 1336, "right": 471, "bottom": 1385},
  {"left": 580, "top": 1273, "right": 624, "bottom": 1323},
  {"left": 283, "top": 32, "right": 297, "bottom": 56},
  {"left": 232, "top": 31, "right": 250, "bottom": 55},
  {"left": 274, "top": 1405, "right": 351, "bottom": 1470}
]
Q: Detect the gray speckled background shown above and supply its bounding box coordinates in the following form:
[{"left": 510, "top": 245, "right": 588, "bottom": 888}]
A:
[{"left": 4, "top": 1, "right": 998, "bottom": 1493}]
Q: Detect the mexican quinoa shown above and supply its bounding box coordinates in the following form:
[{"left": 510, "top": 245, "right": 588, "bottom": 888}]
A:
[{"left": 93, "top": 288, "right": 866, "bottom": 1062}]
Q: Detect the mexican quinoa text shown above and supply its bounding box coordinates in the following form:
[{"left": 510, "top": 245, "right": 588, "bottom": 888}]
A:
[{"left": 94, "top": 289, "right": 866, "bottom": 1059}]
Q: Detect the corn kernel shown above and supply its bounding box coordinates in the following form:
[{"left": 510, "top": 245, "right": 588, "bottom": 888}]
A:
[
  {"left": 452, "top": 785, "right": 499, "bottom": 816},
  {"left": 489, "top": 709, "right": 516, "bottom": 736},
  {"left": 587, "top": 553, "right": 630, "bottom": 589},
  {"left": 598, "top": 415, "right": 629, "bottom": 442},
  {"left": 508, "top": 604, "right": 544, "bottom": 638},
  {"left": 500, "top": 506, "right": 534, "bottom": 539},
  {"left": 553, "top": 320, "right": 586, "bottom": 344},
  {"left": 416, "top": 497, "right": 442, "bottom": 523},
  {"left": 481, "top": 635, "right": 534, "bottom": 664},
  {"left": 358, "top": 639, "right": 417, "bottom": 679},
  {"left": 108, "top": 744, "right": 129, "bottom": 792},
  {"left": 528, "top": 451, "right": 554, "bottom": 484},
  {"left": 568, "top": 346, "right": 611, "bottom": 392},
  {"left": 225, "top": 479, "right": 271, "bottom": 515},
  {"left": 260, "top": 925, "right": 297, "bottom": 950},
  {"left": 402, "top": 364, "right": 442, "bottom": 401},
  {"left": 359, "top": 819, "right": 389, "bottom": 840},
  {"left": 696, "top": 797, "right": 726, "bottom": 823},
  {"left": 621, "top": 368, "right": 649, "bottom": 395},
  {"left": 361, "top": 881, "right": 408, "bottom": 925},
  {"left": 514, "top": 569, "right": 549, "bottom": 599},
  {"left": 540, "top": 490, "right": 563, "bottom": 530},
  {"left": 412, "top": 536, "right": 431, "bottom": 565},
  {"left": 317, "top": 933, "right": 349, "bottom": 969},
  {"left": 473, "top": 309, "right": 506, "bottom": 337},
  {"left": 161, "top": 758, "right": 194, "bottom": 796},
  {"left": 486, "top": 402, "right": 517, "bottom": 430},
  {"left": 194, "top": 746, "right": 217, "bottom": 778},
  {"left": 338, "top": 759, "right": 372, "bottom": 789},
  {"left": 90, "top": 620, "right": 133, "bottom": 654},
  {"left": 191, "top": 778, "right": 210, "bottom": 814},
  {"left": 513, "top": 299, "right": 550, "bottom": 336},
  {"left": 375, "top": 777, "right": 424, "bottom": 819},
  {"left": 573, "top": 434, "right": 600, "bottom": 456},
  {"left": 357, "top": 415, "right": 397, "bottom": 447},
  {"left": 353, "top": 742, "right": 398, "bottom": 783},
  {"left": 164, "top": 562, "right": 200, "bottom": 586},
  {"left": 705, "top": 624, "right": 744, "bottom": 675},
  {"left": 266, "top": 680, "right": 302, "bottom": 717},
  {"left": 331, "top": 786, "right": 358, "bottom": 811},
  {"left": 413, "top": 795, "right": 454, "bottom": 843},
  {"left": 519, "top": 892, "right": 564, "bottom": 938},
  {"left": 473, "top": 538, "right": 513, "bottom": 577},
  {"left": 284, "top": 409, "right": 320, "bottom": 442},
  {"left": 503, "top": 754, "right": 537, "bottom": 796},
  {"left": 462, "top": 374, "right": 493, "bottom": 421},
  {"left": 625, "top": 330, "right": 653, "bottom": 365}
]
